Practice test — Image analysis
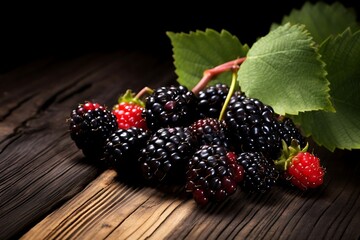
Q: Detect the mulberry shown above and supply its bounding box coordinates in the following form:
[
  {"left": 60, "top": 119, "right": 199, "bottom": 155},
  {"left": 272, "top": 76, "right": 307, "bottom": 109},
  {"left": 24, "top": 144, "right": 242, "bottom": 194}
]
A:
[
  {"left": 139, "top": 126, "right": 198, "bottom": 182},
  {"left": 197, "top": 83, "right": 229, "bottom": 119},
  {"left": 237, "top": 152, "right": 278, "bottom": 192},
  {"left": 188, "top": 118, "right": 231, "bottom": 149},
  {"left": 104, "top": 127, "right": 150, "bottom": 181},
  {"left": 142, "top": 85, "right": 198, "bottom": 131},
  {"left": 186, "top": 145, "right": 244, "bottom": 205},
  {"left": 69, "top": 101, "right": 118, "bottom": 161},
  {"left": 224, "top": 92, "right": 282, "bottom": 159}
]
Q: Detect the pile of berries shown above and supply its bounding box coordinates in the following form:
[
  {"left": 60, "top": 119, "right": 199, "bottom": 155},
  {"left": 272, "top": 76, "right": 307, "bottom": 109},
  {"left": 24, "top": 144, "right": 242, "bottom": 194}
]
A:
[{"left": 68, "top": 83, "right": 326, "bottom": 206}]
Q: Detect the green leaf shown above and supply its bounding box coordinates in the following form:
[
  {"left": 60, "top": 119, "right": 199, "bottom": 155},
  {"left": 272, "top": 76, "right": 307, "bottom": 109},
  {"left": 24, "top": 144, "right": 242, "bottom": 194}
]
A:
[
  {"left": 270, "top": 1, "right": 360, "bottom": 43},
  {"left": 166, "top": 29, "right": 249, "bottom": 90},
  {"left": 237, "top": 23, "right": 334, "bottom": 115},
  {"left": 293, "top": 29, "right": 360, "bottom": 151}
]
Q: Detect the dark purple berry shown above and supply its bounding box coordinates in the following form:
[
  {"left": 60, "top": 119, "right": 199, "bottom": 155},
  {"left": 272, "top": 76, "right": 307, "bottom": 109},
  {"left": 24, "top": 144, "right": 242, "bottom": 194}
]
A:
[
  {"left": 186, "top": 145, "right": 244, "bottom": 205},
  {"left": 237, "top": 152, "right": 279, "bottom": 193},
  {"left": 139, "top": 126, "right": 198, "bottom": 183},
  {"left": 278, "top": 117, "right": 306, "bottom": 148},
  {"left": 103, "top": 127, "right": 150, "bottom": 181},
  {"left": 142, "top": 85, "right": 198, "bottom": 131},
  {"left": 69, "top": 101, "right": 118, "bottom": 161},
  {"left": 188, "top": 118, "right": 231, "bottom": 149},
  {"left": 224, "top": 92, "right": 282, "bottom": 159},
  {"left": 197, "top": 83, "right": 229, "bottom": 119}
]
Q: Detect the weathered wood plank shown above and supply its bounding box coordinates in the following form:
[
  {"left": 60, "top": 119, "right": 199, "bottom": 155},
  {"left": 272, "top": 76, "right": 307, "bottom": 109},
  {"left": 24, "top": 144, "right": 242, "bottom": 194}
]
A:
[
  {"left": 20, "top": 170, "right": 192, "bottom": 240},
  {"left": 0, "top": 51, "right": 175, "bottom": 239},
  {"left": 21, "top": 148, "right": 360, "bottom": 240}
]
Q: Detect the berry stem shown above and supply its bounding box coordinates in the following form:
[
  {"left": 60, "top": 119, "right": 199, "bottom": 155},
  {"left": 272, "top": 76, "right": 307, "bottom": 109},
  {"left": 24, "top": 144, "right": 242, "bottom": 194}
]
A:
[
  {"left": 136, "top": 86, "right": 154, "bottom": 99},
  {"left": 191, "top": 57, "right": 246, "bottom": 95},
  {"left": 116, "top": 87, "right": 153, "bottom": 108},
  {"left": 219, "top": 66, "right": 239, "bottom": 121}
]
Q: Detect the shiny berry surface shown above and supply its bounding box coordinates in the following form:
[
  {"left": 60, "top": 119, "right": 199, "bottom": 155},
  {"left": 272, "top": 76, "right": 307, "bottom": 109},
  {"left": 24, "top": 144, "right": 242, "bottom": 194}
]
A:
[
  {"left": 186, "top": 145, "right": 244, "bottom": 206},
  {"left": 142, "top": 85, "right": 198, "bottom": 131},
  {"left": 113, "top": 102, "right": 147, "bottom": 130},
  {"left": 288, "top": 152, "right": 325, "bottom": 190},
  {"left": 69, "top": 101, "right": 118, "bottom": 160}
]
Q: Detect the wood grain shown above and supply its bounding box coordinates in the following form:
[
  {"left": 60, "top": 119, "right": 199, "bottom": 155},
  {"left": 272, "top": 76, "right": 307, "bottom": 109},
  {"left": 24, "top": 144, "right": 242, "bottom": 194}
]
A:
[
  {"left": 21, "top": 148, "right": 360, "bottom": 240},
  {"left": 1, "top": 51, "right": 359, "bottom": 240},
  {"left": 0, "top": 51, "right": 175, "bottom": 239}
]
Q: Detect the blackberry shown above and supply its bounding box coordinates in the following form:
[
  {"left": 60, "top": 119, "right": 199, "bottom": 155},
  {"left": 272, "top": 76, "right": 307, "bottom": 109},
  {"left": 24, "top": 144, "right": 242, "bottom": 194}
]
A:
[
  {"left": 104, "top": 127, "right": 150, "bottom": 181},
  {"left": 237, "top": 152, "right": 278, "bottom": 193},
  {"left": 224, "top": 92, "right": 282, "bottom": 159},
  {"left": 139, "top": 126, "right": 198, "bottom": 182},
  {"left": 188, "top": 118, "right": 231, "bottom": 149},
  {"left": 69, "top": 101, "right": 118, "bottom": 160},
  {"left": 142, "top": 85, "right": 198, "bottom": 131},
  {"left": 278, "top": 117, "right": 306, "bottom": 148},
  {"left": 197, "top": 83, "right": 229, "bottom": 119},
  {"left": 186, "top": 145, "right": 244, "bottom": 206}
]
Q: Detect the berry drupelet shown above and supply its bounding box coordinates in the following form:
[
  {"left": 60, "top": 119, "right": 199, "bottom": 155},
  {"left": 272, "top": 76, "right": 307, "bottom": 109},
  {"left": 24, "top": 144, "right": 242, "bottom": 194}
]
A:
[
  {"left": 112, "top": 89, "right": 148, "bottom": 130},
  {"left": 197, "top": 83, "right": 229, "bottom": 119},
  {"left": 274, "top": 140, "right": 325, "bottom": 191},
  {"left": 69, "top": 101, "right": 118, "bottom": 161},
  {"left": 112, "top": 102, "right": 147, "bottom": 130},
  {"left": 142, "top": 85, "right": 198, "bottom": 131},
  {"left": 236, "top": 152, "right": 279, "bottom": 193},
  {"left": 103, "top": 127, "right": 150, "bottom": 181},
  {"left": 186, "top": 145, "right": 245, "bottom": 206},
  {"left": 224, "top": 91, "right": 282, "bottom": 159},
  {"left": 286, "top": 151, "right": 325, "bottom": 190},
  {"left": 138, "top": 126, "right": 198, "bottom": 183},
  {"left": 188, "top": 118, "right": 231, "bottom": 149},
  {"left": 277, "top": 117, "right": 306, "bottom": 148}
]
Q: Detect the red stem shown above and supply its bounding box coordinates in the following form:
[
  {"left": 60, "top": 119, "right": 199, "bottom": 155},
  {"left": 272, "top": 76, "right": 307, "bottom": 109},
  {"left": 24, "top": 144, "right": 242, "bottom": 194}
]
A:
[
  {"left": 136, "top": 86, "right": 154, "bottom": 99},
  {"left": 191, "top": 57, "right": 246, "bottom": 95}
]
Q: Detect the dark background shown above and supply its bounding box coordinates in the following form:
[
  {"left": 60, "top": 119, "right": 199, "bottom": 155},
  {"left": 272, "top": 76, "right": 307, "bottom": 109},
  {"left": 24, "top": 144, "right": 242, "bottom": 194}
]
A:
[{"left": 0, "top": 0, "right": 359, "bottom": 72}]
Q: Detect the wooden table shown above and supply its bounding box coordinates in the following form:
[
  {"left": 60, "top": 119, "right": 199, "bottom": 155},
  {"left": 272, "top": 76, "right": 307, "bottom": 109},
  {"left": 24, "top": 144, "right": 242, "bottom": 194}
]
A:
[{"left": 1, "top": 50, "right": 359, "bottom": 240}]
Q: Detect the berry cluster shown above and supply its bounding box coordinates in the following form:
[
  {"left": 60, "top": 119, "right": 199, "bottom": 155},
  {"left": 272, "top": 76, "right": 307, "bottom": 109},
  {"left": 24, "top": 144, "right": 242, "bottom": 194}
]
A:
[{"left": 68, "top": 83, "right": 326, "bottom": 206}]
